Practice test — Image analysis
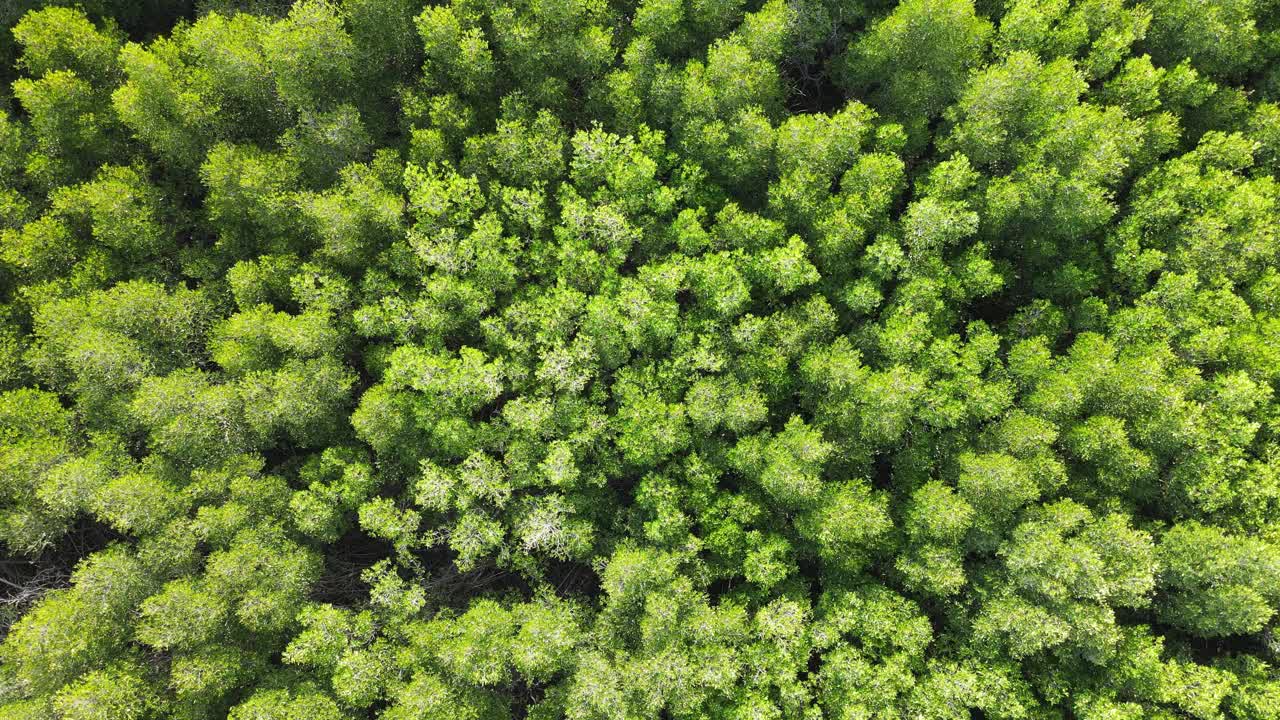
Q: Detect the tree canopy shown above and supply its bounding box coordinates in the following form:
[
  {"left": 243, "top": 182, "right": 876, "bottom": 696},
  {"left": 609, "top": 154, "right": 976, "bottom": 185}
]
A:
[{"left": 3, "top": 0, "right": 1280, "bottom": 718}]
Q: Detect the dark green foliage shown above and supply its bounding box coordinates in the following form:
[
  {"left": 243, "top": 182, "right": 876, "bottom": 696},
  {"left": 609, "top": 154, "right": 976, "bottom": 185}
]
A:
[{"left": 3, "top": 1, "right": 1280, "bottom": 719}]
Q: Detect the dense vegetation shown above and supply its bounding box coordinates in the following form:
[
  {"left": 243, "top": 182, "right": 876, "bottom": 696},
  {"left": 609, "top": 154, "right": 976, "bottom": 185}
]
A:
[{"left": 3, "top": 0, "right": 1280, "bottom": 717}]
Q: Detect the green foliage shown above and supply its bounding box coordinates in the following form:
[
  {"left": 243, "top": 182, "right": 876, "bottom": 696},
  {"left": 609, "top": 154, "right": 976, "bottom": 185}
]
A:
[
  {"left": 12, "top": 7, "right": 122, "bottom": 85},
  {"left": 4, "top": 2, "right": 1280, "bottom": 720},
  {"left": 262, "top": 0, "right": 357, "bottom": 111},
  {"left": 1157, "top": 522, "right": 1280, "bottom": 637},
  {"left": 1145, "top": 0, "right": 1260, "bottom": 81},
  {"left": 838, "top": 0, "right": 992, "bottom": 141}
]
